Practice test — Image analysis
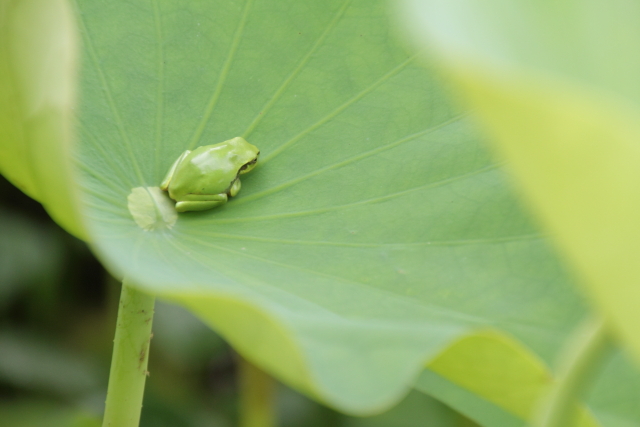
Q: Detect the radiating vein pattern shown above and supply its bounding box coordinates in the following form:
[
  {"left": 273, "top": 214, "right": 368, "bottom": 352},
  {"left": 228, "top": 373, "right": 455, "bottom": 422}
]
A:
[
  {"left": 152, "top": 0, "right": 165, "bottom": 180},
  {"left": 234, "top": 113, "right": 469, "bottom": 206},
  {"left": 242, "top": 0, "right": 353, "bottom": 139},
  {"left": 74, "top": 0, "right": 577, "bottom": 411},
  {"left": 186, "top": 0, "right": 255, "bottom": 150},
  {"left": 73, "top": 0, "right": 147, "bottom": 187},
  {"left": 259, "top": 55, "right": 417, "bottom": 164},
  {"left": 76, "top": 0, "right": 537, "bottom": 279},
  {"left": 199, "top": 162, "right": 504, "bottom": 224},
  {"left": 178, "top": 230, "right": 544, "bottom": 248}
]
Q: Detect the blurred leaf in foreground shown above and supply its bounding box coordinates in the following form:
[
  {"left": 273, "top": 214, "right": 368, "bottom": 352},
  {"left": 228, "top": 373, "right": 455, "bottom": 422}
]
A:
[
  {"left": 402, "top": 0, "right": 640, "bottom": 365},
  {"left": 0, "top": 0, "right": 84, "bottom": 238}
]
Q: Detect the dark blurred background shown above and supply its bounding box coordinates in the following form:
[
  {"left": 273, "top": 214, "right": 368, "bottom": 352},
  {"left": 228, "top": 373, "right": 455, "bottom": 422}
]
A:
[{"left": 0, "top": 174, "right": 477, "bottom": 427}]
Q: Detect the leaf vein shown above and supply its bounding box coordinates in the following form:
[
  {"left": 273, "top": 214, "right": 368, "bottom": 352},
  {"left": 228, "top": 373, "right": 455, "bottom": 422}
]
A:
[
  {"left": 78, "top": 180, "right": 127, "bottom": 208},
  {"left": 153, "top": 0, "right": 165, "bottom": 181},
  {"left": 242, "top": 0, "right": 353, "bottom": 139},
  {"left": 202, "top": 162, "right": 504, "bottom": 224},
  {"left": 176, "top": 231, "right": 544, "bottom": 248},
  {"left": 260, "top": 54, "right": 417, "bottom": 164},
  {"left": 76, "top": 121, "right": 135, "bottom": 189},
  {"left": 71, "top": 0, "right": 147, "bottom": 186},
  {"left": 187, "top": 0, "right": 255, "bottom": 150},
  {"left": 235, "top": 112, "right": 468, "bottom": 206}
]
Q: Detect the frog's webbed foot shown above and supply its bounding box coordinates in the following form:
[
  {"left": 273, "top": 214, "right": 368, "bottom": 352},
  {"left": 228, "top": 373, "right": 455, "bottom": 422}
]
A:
[
  {"left": 175, "top": 193, "right": 227, "bottom": 212},
  {"left": 228, "top": 178, "right": 241, "bottom": 197}
]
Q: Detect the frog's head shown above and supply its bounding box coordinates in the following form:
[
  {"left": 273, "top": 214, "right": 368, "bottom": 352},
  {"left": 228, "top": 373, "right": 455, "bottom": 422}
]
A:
[{"left": 229, "top": 137, "right": 260, "bottom": 175}]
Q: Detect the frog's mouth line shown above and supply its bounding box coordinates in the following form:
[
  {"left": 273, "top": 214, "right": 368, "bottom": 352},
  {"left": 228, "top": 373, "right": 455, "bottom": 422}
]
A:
[{"left": 226, "top": 156, "right": 258, "bottom": 196}]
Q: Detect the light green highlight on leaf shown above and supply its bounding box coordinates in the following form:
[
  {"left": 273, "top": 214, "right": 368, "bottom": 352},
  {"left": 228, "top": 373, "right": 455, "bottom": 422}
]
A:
[
  {"left": 428, "top": 331, "right": 552, "bottom": 420},
  {"left": 171, "top": 293, "right": 314, "bottom": 403},
  {"left": 424, "top": 330, "right": 599, "bottom": 427},
  {"left": 127, "top": 186, "right": 177, "bottom": 231}
]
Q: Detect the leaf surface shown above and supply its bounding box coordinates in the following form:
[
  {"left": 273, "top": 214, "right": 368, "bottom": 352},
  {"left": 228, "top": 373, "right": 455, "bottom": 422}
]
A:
[{"left": 75, "top": 0, "right": 597, "bottom": 415}]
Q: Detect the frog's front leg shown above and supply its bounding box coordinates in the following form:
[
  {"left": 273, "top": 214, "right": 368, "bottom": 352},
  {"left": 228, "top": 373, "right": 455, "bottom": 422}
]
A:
[
  {"left": 175, "top": 193, "right": 228, "bottom": 212},
  {"left": 228, "top": 178, "right": 241, "bottom": 197},
  {"left": 160, "top": 150, "right": 191, "bottom": 191}
]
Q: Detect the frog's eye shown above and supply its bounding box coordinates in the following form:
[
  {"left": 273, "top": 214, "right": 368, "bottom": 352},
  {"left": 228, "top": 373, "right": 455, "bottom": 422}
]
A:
[{"left": 240, "top": 158, "right": 257, "bottom": 174}]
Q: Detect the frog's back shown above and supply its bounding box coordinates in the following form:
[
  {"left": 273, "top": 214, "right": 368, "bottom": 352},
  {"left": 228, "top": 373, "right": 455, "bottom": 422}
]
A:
[{"left": 170, "top": 145, "right": 239, "bottom": 196}]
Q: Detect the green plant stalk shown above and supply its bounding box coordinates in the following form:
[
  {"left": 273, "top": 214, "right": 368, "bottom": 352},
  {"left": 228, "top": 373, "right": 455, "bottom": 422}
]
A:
[
  {"left": 535, "top": 316, "right": 613, "bottom": 427},
  {"left": 239, "top": 357, "right": 277, "bottom": 427},
  {"left": 102, "top": 280, "right": 155, "bottom": 427}
]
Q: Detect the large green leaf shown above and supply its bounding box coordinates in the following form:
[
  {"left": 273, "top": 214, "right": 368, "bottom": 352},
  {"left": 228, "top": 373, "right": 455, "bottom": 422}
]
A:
[
  {"left": 401, "top": 0, "right": 640, "bottom": 365},
  {"left": 74, "top": 0, "right": 606, "bottom": 416},
  {"left": 0, "top": 0, "right": 84, "bottom": 239}
]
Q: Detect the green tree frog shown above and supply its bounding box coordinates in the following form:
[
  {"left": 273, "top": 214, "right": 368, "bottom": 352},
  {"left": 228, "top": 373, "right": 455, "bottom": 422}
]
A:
[{"left": 160, "top": 137, "right": 260, "bottom": 212}]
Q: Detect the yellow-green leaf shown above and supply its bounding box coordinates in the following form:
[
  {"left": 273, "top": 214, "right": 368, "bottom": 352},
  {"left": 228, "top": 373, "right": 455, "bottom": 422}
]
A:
[
  {"left": 402, "top": 0, "right": 640, "bottom": 367},
  {"left": 0, "top": 0, "right": 84, "bottom": 239}
]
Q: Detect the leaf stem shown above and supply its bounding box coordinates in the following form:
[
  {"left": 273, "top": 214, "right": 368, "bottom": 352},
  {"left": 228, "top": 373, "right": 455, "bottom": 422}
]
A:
[
  {"left": 239, "top": 357, "right": 277, "bottom": 427},
  {"left": 535, "top": 316, "right": 613, "bottom": 427},
  {"left": 102, "top": 280, "right": 155, "bottom": 427}
]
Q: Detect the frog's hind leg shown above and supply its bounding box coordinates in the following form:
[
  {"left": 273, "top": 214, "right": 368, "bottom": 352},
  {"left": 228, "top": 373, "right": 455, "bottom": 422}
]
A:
[
  {"left": 160, "top": 150, "right": 191, "bottom": 190},
  {"left": 175, "top": 200, "right": 226, "bottom": 212},
  {"left": 175, "top": 193, "right": 227, "bottom": 212}
]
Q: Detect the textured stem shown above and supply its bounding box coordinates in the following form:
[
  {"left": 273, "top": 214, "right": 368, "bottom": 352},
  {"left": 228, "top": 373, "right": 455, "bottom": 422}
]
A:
[
  {"left": 239, "top": 357, "right": 277, "bottom": 427},
  {"left": 102, "top": 280, "right": 155, "bottom": 427},
  {"left": 535, "top": 316, "right": 613, "bottom": 427}
]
